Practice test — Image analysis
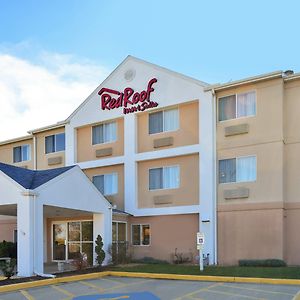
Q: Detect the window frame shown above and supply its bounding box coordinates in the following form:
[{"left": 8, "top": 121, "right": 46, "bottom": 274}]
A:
[
  {"left": 91, "top": 121, "right": 117, "bottom": 145},
  {"left": 218, "top": 155, "right": 257, "bottom": 184},
  {"left": 13, "top": 144, "right": 31, "bottom": 163},
  {"left": 218, "top": 90, "right": 257, "bottom": 122},
  {"left": 131, "top": 224, "right": 151, "bottom": 247},
  {"left": 148, "top": 107, "right": 180, "bottom": 135},
  {"left": 112, "top": 221, "right": 127, "bottom": 243},
  {"left": 44, "top": 133, "right": 66, "bottom": 154},
  {"left": 92, "top": 172, "right": 118, "bottom": 196},
  {"left": 148, "top": 165, "right": 180, "bottom": 191}
]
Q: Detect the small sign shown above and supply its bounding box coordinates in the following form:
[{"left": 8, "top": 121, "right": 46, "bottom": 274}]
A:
[{"left": 197, "top": 232, "right": 205, "bottom": 245}]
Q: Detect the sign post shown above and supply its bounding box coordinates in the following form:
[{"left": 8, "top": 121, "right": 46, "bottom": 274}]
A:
[{"left": 197, "top": 232, "right": 205, "bottom": 271}]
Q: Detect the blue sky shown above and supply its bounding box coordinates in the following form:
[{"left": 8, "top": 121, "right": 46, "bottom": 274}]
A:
[{"left": 0, "top": 0, "right": 299, "bottom": 139}]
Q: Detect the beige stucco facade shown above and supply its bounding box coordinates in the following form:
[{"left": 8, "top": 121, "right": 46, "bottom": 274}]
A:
[
  {"left": 137, "top": 101, "right": 199, "bottom": 153},
  {"left": 0, "top": 137, "right": 34, "bottom": 169},
  {"left": 84, "top": 164, "right": 125, "bottom": 210},
  {"left": 76, "top": 118, "right": 124, "bottom": 163},
  {"left": 216, "top": 75, "right": 300, "bottom": 265},
  {"left": 127, "top": 214, "right": 199, "bottom": 262},
  {"left": 35, "top": 127, "right": 66, "bottom": 170},
  {"left": 137, "top": 154, "right": 199, "bottom": 208}
]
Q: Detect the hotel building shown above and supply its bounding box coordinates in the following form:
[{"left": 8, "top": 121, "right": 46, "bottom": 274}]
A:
[{"left": 0, "top": 56, "right": 300, "bottom": 276}]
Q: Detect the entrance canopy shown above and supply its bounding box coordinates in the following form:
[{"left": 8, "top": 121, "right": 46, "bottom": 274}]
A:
[{"left": 0, "top": 163, "right": 112, "bottom": 277}]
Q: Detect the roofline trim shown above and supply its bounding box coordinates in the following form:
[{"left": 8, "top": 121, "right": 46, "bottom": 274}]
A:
[
  {"left": 283, "top": 73, "right": 300, "bottom": 82},
  {"left": 0, "top": 135, "right": 33, "bottom": 146},
  {"left": 204, "top": 71, "right": 283, "bottom": 92},
  {"left": 27, "top": 121, "right": 68, "bottom": 134}
]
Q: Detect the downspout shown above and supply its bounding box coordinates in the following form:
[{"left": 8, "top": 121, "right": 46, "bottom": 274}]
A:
[
  {"left": 33, "top": 136, "right": 37, "bottom": 170},
  {"left": 211, "top": 88, "right": 218, "bottom": 265}
]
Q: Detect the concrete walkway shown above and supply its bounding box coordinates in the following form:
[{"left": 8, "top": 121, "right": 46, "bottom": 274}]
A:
[{"left": 0, "top": 276, "right": 299, "bottom": 300}]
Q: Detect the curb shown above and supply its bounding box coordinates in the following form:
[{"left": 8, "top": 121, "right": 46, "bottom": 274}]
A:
[{"left": 0, "top": 271, "right": 300, "bottom": 293}]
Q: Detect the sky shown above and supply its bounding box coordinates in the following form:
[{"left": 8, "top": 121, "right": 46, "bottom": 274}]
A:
[{"left": 0, "top": 0, "right": 300, "bottom": 140}]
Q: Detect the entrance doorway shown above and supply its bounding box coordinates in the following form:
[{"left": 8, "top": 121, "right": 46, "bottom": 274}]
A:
[{"left": 52, "top": 221, "right": 93, "bottom": 265}]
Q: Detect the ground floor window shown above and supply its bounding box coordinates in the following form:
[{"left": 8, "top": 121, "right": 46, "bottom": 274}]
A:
[
  {"left": 52, "top": 221, "right": 93, "bottom": 265},
  {"left": 131, "top": 224, "right": 150, "bottom": 246}
]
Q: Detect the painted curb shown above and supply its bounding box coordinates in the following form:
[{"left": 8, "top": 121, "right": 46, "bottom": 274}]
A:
[{"left": 1, "top": 270, "right": 300, "bottom": 293}]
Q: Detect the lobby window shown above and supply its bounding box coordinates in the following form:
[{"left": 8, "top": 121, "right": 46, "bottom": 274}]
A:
[
  {"left": 92, "top": 121, "right": 117, "bottom": 145},
  {"left": 132, "top": 224, "right": 150, "bottom": 246},
  {"left": 149, "top": 108, "right": 179, "bottom": 134},
  {"left": 218, "top": 91, "right": 256, "bottom": 121},
  {"left": 93, "top": 173, "right": 118, "bottom": 195},
  {"left": 13, "top": 144, "right": 31, "bottom": 163},
  {"left": 219, "top": 155, "right": 256, "bottom": 184},
  {"left": 45, "top": 133, "right": 65, "bottom": 154},
  {"left": 149, "top": 165, "right": 180, "bottom": 190}
]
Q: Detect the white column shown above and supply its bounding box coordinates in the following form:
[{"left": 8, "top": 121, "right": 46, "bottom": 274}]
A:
[
  {"left": 17, "top": 193, "right": 35, "bottom": 277},
  {"left": 93, "top": 210, "right": 112, "bottom": 266},
  {"left": 33, "top": 202, "right": 44, "bottom": 274},
  {"left": 199, "top": 92, "right": 216, "bottom": 265},
  {"left": 124, "top": 114, "right": 137, "bottom": 214}
]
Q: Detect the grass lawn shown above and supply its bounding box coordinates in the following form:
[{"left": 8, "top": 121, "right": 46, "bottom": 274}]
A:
[{"left": 110, "top": 264, "right": 300, "bottom": 279}]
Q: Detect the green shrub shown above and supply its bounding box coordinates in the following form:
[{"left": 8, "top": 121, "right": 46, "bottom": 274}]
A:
[
  {"left": 238, "top": 259, "right": 287, "bottom": 267},
  {"left": 0, "top": 240, "right": 17, "bottom": 259},
  {"left": 0, "top": 258, "right": 16, "bottom": 279},
  {"left": 95, "top": 235, "right": 105, "bottom": 266}
]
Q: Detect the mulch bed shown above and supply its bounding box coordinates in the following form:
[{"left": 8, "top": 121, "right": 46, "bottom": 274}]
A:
[{"left": 0, "top": 266, "right": 108, "bottom": 287}]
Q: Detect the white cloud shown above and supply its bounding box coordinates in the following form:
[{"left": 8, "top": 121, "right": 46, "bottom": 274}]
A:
[{"left": 0, "top": 51, "right": 109, "bottom": 140}]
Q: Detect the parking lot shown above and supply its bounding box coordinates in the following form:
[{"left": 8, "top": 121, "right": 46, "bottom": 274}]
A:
[{"left": 0, "top": 276, "right": 299, "bottom": 300}]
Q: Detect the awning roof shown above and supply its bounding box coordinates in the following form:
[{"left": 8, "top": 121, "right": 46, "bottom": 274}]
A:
[{"left": 0, "top": 162, "right": 75, "bottom": 190}]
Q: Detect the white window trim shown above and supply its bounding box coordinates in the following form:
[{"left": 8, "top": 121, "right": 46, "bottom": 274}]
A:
[
  {"left": 218, "top": 90, "right": 257, "bottom": 123},
  {"left": 92, "top": 172, "right": 118, "bottom": 196},
  {"left": 219, "top": 155, "right": 257, "bottom": 184},
  {"left": 13, "top": 144, "right": 31, "bottom": 163},
  {"left": 148, "top": 107, "right": 180, "bottom": 135},
  {"left": 91, "top": 121, "right": 118, "bottom": 146},
  {"left": 148, "top": 165, "right": 180, "bottom": 191},
  {"left": 131, "top": 224, "right": 151, "bottom": 247},
  {"left": 44, "top": 133, "right": 65, "bottom": 155}
]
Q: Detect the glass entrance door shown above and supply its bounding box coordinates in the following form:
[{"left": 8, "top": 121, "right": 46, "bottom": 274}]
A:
[{"left": 53, "top": 223, "right": 67, "bottom": 260}]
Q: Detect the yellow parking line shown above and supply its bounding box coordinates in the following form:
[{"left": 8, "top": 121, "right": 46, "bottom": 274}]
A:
[
  {"left": 204, "top": 288, "right": 266, "bottom": 299},
  {"left": 224, "top": 283, "right": 295, "bottom": 296},
  {"left": 20, "top": 289, "right": 35, "bottom": 300},
  {"left": 104, "top": 278, "right": 155, "bottom": 292},
  {"left": 174, "top": 282, "right": 223, "bottom": 300},
  {"left": 79, "top": 280, "right": 105, "bottom": 292},
  {"left": 51, "top": 285, "right": 74, "bottom": 297}
]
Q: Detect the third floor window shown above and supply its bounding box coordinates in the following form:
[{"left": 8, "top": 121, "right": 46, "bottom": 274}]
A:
[
  {"left": 218, "top": 91, "right": 256, "bottom": 121},
  {"left": 92, "top": 121, "right": 117, "bottom": 145},
  {"left": 45, "top": 133, "right": 65, "bottom": 154},
  {"left": 149, "top": 108, "right": 179, "bottom": 134}
]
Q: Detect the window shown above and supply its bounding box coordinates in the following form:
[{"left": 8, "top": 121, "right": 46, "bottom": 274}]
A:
[
  {"left": 149, "top": 108, "right": 179, "bottom": 134},
  {"left": 132, "top": 224, "right": 150, "bottom": 246},
  {"left": 13, "top": 144, "right": 30, "bottom": 163},
  {"left": 67, "top": 221, "right": 93, "bottom": 265},
  {"left": 219, "top": 156, "right": 256, "bottom": 183},
  {"left": 45, "top": 133, "right": 65, "bottom": 154},
  {"left": 149, "top": 165, "right": 180, "bottom": 190},
  {"left": 93, "top": 173, "right": 118, "bottom": 195},
  {"left": 92, "top": 121, "right": 117, "bottom": 145},
  {"left": 218, "top": 91, "right": 256, "bottom": 121}
]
